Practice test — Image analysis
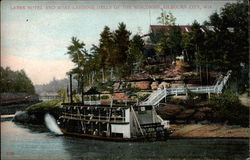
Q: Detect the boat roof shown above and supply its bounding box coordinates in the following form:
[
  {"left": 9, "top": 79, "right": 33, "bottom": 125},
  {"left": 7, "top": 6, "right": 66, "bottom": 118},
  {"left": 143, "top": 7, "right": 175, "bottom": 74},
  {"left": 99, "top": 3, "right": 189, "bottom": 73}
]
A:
[{"left": 61, "top": 103, "right": 130, "bottom": 109}]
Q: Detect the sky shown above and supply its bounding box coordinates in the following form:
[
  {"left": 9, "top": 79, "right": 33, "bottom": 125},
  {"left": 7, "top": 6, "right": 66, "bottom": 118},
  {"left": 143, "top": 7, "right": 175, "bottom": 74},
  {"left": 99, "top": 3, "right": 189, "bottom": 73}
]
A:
[{"left": 1, "top": 0, "right": 236, "bottom": 85}]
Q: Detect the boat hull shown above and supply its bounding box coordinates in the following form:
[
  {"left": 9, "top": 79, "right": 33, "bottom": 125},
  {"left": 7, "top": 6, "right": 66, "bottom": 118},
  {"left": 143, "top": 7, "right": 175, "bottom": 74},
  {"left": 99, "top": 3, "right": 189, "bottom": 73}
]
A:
[{"left": 60, "top": 128, "right": 145, "bottom": 141}]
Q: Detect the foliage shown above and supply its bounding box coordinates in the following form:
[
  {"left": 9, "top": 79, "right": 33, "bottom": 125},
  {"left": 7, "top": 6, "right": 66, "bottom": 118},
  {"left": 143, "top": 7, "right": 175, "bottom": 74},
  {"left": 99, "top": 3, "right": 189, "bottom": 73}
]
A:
[
  {"left": 167, "top": 97, "right": 187, "bottom": 105},
  {"left": 35, "top": 78, "right": 77, "bottom": 95},
  {"left": 113, "top": 22, "right": 131, "bottom": 67},
  {"left": 63, "top": 2, "right": 248, "bottom": 94},
  {"left": 57, "top": 89, "right": 67, "bottom": 98},
  {"left": 126, "top": 85, "right": 140, "bottom": 94},
  {"left": 157, "top": 10, "right": 176, "bottom": 25},
  {"left": 181, "top": 2, "right": 248, "bottom": 91},
  {"left": 25, "top": 99, "right": 61, "bottom": 113},
  {"left": 144, "top": 65, "right": 161, "bottom": 74},
  {"left": 25, "top": 99, "right": 62, "bottom": 120},
  {"left": 208, "top": 92, "right": 249, "bottom": 126},
  {"left": 182, "top": 21, "right": 206, "bottom": 67},
  {"left": 138, "top": 93, "right": 150, "bottom": 101},
  {"left": 156, "top": 25, "right": 182, "bottom": 59},
  {"left": 99, "top": 26, "right": 115, "bottom": 68},
  {"left": 66, "top": 37, "right": 89, "bottom": 93},
  {"left": 94, "top": 81, "right": 114, "bottom": 92},
  {"left": 205, "top": 2, "right": 248, "bottom": 71},
  {"left": 186, "top": 89, "right": 206, "bottom": 100},
  {"left": 0, "top": 67, "right": 35, "bottom": 93},
  {"left": 66, "top": 37, "right": 88, "bottom": 75},
  {"left": 127, "top": 34, "right": 145, "bottom": 71},
  {"left": 101, "top": 95, "right": 109, "bottom": 100}
]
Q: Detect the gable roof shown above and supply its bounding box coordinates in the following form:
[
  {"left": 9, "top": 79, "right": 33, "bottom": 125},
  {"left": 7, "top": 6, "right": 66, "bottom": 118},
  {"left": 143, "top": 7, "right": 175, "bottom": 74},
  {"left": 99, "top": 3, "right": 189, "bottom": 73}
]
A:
[{"left": 150, "top": 25, "right": 192, "bottom": 33}]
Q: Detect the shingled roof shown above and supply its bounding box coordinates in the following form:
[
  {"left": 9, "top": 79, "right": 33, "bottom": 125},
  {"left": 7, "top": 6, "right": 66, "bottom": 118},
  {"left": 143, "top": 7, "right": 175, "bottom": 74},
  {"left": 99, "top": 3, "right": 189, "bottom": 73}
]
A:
[
  {"left": 150, "top": 25, "right": 218, "bottom": 34},
  {"left": 150, "top": 25, "right": 192, "bottom": 33}
]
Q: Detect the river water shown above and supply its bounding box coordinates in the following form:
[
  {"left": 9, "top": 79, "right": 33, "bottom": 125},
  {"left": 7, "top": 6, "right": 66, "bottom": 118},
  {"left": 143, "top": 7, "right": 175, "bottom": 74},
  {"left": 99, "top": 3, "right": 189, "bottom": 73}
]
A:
[{"left": 1, "top": 120, "right": 249, "bottom": 160}]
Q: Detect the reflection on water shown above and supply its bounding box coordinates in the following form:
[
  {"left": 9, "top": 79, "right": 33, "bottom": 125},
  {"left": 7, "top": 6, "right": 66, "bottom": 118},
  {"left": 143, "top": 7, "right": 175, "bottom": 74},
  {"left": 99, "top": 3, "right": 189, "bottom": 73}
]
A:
[{"left": 1, "top": 121, "right": 249, "bottom": 160}]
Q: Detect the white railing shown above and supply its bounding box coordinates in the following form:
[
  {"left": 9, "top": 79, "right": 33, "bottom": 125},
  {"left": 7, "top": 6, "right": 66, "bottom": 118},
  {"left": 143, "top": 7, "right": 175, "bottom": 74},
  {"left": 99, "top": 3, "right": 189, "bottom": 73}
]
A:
[
  {"left": 83, "top": 101, "right": 101, "bottom": 105},
  {"left": 140, "top": 88, "right": 167, "bottom": 106},
  {"left": 156, "top": 115, "right": 170, "bottom": 129},
  {"left": 140, "top": 70, "right": 232, "bottom": 106}
]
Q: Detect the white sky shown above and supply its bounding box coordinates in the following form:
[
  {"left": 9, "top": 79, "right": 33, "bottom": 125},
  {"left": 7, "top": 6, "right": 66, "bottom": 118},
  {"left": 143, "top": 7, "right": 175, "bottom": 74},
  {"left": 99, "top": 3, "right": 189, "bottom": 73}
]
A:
[{"left": 1, "top": 0, "right": 236, "bottom": 84}]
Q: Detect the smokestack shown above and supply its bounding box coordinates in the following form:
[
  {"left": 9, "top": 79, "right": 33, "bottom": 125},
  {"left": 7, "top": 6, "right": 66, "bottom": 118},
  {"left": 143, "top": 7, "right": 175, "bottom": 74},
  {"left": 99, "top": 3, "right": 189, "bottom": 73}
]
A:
[
  {"left": 70, "top": 74, "right": 73, "bottom": 103},
  {"left": 81, "top": 76, "right": 84, "bottom": 104}
]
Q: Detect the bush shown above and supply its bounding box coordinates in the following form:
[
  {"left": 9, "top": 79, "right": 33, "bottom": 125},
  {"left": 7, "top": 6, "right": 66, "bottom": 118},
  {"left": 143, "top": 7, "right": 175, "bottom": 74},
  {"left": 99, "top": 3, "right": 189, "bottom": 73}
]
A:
[
  {"left": 208, "top": 92, "right": 249, "bottom": 126},
  {"left": 167, "top": 97, "right": 187, "bottom": 105},
  {"left": 94, "top": 81, "right": 114, "bottom": 92},
  {"left": 25, "top": 99, "right": 62, "bottom": 122},
  {"left": 145, "top": 65, "right": 161, "bottom": 74},
  {"left": 138, "top": 94, "right": 150, "bottom": 101},
  {"left": 101, "top": 95, "right": 109, "bottom": 100}
]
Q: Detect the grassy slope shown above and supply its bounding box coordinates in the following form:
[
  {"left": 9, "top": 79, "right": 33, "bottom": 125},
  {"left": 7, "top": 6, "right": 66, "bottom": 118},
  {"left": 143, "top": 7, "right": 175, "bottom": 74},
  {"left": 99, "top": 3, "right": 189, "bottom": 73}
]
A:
[{"left": 24, "top": 99, "right": 62, "bottom": 122}]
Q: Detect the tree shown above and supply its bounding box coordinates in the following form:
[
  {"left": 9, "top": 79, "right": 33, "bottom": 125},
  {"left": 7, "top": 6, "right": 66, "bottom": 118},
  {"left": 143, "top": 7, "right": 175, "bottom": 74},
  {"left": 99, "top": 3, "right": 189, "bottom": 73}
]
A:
[
  {"left": 189, "top": 21, "right": 206, "bottom": 73},
  {"left": 66, "top": 37, "right": 87, "bottom": 93},
  {"left": 113, "top": 22, "right": 131, "bottom": 78},
  {"left": 156, "top": 25, "right": 182, "bottom": 62},
  {"left": 113, "top": 23, "right": 131, "bottom": 66},
  {"left": 157, "top": 10, "right": 176, "bottom": 25},
  {"left": 99, "top": 26, "right": 114, "bottom": 68},
  {"left": 0, "top": 67, "right": 35, "bottom": 93},
  {"left": 209, "top": 92, "right": 249, "bottom": 126},
  {"left": 203, "top": 2, "right": 248, "bottom": 92},
  {"left": 204, "top": 2, "right": 248, "bottom": 70},
  {"left": 127, "top": 34, "right": 144, "bottom": 71},
  {"left": 98, "top": 26, "right": 115, "bottom": 81},
  {"left": 57, "top": 89, "right": 67, "bottom": 102},
  {"left": 66, "top": 37, "right": 87, "bottom": 71},
  {"left": 84, "top": 45, "right": 101, "bottom": 85}
]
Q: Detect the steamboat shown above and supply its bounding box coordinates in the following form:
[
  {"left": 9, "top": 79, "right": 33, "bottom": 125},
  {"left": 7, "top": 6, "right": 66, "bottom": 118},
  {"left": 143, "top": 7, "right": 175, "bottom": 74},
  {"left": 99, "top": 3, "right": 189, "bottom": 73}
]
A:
[{"left": 58, "top": 75, "right": 171, "bottom": 141}]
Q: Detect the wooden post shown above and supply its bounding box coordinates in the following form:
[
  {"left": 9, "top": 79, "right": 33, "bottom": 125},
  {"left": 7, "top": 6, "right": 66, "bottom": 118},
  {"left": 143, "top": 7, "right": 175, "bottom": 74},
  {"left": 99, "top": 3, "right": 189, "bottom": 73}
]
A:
[{"left": 70, "top": 74, "right": 73, "bottom": 104}]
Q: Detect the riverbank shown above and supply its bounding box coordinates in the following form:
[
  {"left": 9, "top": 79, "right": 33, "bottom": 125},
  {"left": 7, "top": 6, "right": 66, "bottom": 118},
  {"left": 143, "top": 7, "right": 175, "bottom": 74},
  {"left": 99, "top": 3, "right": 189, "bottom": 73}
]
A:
[
  {"left": 169, "top": 124, "right": 250, "bottom": 138},
  {"left": 13, "top": 99, "right": 61, "bottom": 124},
  {"left": 12, "top": 100, "right": 250, "bottom": 139}
]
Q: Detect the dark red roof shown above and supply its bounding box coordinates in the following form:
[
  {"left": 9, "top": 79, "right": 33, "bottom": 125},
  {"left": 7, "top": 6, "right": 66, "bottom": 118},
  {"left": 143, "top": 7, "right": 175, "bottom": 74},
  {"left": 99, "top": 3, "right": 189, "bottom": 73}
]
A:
[{"left": 150, "top": 25, "right": 192, "bottom": 33}]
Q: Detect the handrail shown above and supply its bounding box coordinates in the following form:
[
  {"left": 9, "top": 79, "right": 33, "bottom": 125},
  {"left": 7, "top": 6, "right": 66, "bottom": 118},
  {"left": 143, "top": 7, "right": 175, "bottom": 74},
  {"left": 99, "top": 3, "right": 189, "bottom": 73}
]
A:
[
  {"left": 140, "top": 70, "right": 232, "bottom": 106},
  {"left": 131, "top": 105, "right": 145, "bottom": 136}
]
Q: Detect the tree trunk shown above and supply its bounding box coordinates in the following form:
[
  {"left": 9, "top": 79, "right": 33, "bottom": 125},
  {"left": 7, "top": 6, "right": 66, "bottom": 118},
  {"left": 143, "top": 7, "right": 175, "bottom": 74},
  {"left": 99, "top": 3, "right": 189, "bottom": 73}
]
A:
[
  {"left": 206, "top": 63, "right": 209, "bottom": 85},
  {"left": 102, "top": 68, "right": 105, "bottom": 83},
  {"left": 110, "top": 67, "right": 113, "bottom": 81},
  {"left": 199, "top": 65, "right": 202, "bottom": 85},
  {"left": 89, "top": 74, "right": 91, "bottom": 86},
  {"left": 91, "top": 71, "right": 94, "bottom": 85}
]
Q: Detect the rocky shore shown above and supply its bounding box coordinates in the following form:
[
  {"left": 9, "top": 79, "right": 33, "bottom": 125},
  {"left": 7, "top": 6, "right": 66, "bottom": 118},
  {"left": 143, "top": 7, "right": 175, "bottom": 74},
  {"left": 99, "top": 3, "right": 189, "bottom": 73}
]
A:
[
  {"left": 156, "top": 103, "right": 213, "bottom": 124},
  {"left": 12, "top": 100, "right": 61, "bottom": 124},
  {"left": 12, "top": 99, "right": 249, "bottom": 138}
]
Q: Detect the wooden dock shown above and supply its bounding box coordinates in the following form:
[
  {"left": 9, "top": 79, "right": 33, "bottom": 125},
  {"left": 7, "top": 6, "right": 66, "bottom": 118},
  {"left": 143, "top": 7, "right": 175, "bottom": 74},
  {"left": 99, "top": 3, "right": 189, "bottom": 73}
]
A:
[{"left": 1, "top": 114, "right": 15, "bottom": 120}]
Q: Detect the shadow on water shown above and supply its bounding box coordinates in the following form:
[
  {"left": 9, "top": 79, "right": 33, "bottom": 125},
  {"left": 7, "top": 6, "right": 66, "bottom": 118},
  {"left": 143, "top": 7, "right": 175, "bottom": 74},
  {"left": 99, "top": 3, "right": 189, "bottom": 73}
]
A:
[
  {"left": 61, "top": 136, "right": 249, "bottom": 160},
  {"left": 1, "top": 120, "right": 249, "bottom": 160},
  {"left": 13, "top": 121, "right": 49, "bottom": 133}
]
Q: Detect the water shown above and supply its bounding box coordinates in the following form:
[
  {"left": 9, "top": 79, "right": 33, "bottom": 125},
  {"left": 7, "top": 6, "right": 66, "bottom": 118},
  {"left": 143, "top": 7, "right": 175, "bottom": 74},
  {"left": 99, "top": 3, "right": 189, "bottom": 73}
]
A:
[
  {"left": 1, "top": 120, "right": 249, "bottom": 160},
  {"left": 44, "top": 114, "right": 63, "bottom": 135}
]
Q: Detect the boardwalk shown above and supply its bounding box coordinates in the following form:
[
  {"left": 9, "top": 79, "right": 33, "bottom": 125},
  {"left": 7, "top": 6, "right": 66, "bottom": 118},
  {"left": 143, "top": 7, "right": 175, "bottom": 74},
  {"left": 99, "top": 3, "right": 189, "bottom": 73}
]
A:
[{"left": 140, "top": 70, "right": 231, "bottom": 106}]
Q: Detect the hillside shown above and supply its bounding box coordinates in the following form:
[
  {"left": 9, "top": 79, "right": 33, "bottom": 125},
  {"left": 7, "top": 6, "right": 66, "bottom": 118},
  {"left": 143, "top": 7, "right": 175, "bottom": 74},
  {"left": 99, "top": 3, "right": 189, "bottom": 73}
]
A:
[{"left": 34, "top": 78, "right": 78, "bottom": 95}]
